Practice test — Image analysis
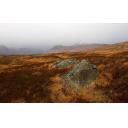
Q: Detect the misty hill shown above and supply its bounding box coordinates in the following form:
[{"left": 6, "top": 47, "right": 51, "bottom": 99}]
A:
[
  {"left": 1, "top": 42, "right": 127, "bottom": 55},
  {"left": 0, "top": 45, "right": 10, "bottom": 54},
  {"left": 0, "top": 45, "right": 45, "bottom": 55},
  {"left": 49, "top": 43, "right": 108, "bottom": 53}
]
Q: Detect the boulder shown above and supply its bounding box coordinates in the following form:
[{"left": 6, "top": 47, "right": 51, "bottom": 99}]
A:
[{"left": 62, "top": 60, "right": 98, "bottom": 87}]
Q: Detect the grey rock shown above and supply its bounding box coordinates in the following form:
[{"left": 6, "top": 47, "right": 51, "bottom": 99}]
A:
[
  {"left": 54, "top": 59, "right": 98, "bottom": 87},
  {"left": 62, "top": 59, "right": 98, "bottom": 87}
]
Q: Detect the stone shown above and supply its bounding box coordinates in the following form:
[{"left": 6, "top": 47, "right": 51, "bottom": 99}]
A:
[{"left": 62, "top": 59, "right": 98, "bottom": 87}]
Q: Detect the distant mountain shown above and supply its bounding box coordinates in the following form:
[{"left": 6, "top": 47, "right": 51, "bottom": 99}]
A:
[
  {"left": 48, "top": 43, "right": 108, "bottom": 53},
  {"left": 0, "top": 45, "right": 11, "bottom": 54},
  {"left": 13, "top": 48, "right": 45, "bottom": 55},
  {"left": 0, "top": 45, "right": 45, "bottom": 55},
  {"left": 1, "top": 41, "right": 127, "bottom": 55}
]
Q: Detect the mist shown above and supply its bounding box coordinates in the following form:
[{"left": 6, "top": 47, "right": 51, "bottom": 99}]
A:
[{"left": 0, "top": 23, "right": 128, "bottom": 50}]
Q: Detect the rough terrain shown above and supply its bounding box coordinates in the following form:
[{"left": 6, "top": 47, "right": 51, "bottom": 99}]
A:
[{"left": 0, "top": 42, "right": 127, "bottom": 103}]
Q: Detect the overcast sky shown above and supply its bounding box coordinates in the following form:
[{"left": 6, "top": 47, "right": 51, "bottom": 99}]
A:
[{"left": 0, "top": 23, "right": 128, "bottom": 49}]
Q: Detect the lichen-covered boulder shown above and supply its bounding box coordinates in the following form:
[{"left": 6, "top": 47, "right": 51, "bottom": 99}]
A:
[
  {"left": 62, "top": 60, "right": 98, "bottom": 87},
  {"left": 54, "top": 59, "right": 79, "bottom": 69}
]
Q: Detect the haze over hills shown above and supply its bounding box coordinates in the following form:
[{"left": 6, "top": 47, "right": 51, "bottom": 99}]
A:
[
  {"left": 0, "top": 41, "right": 127, "bottom": 55},
  {"left": 0, "top": 43, "right": 106, "bottom": 55},
  {"left": 48, "top": 43, "right": 109, "bottom": 53},
  {"left": 1, "top": 23, "right": 128, "bottom": 55},
  {"left": 0, "top": 43, "right": 112, "bottom": 55},
  {"left": 0, "top": 45, "right": 45, "bottom": 55},
  {"left": 0, "top": 45, "right": 10, "bottom": 54}
]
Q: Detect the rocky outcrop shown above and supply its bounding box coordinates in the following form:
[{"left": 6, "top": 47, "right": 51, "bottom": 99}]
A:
[{"left": 54, "top": 59, "right": 98, "bottom": 87}]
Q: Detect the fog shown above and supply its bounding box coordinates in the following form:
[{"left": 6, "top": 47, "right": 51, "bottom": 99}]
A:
[{"left": 0, "top": 23, "right": 128, "bottom": 49}]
